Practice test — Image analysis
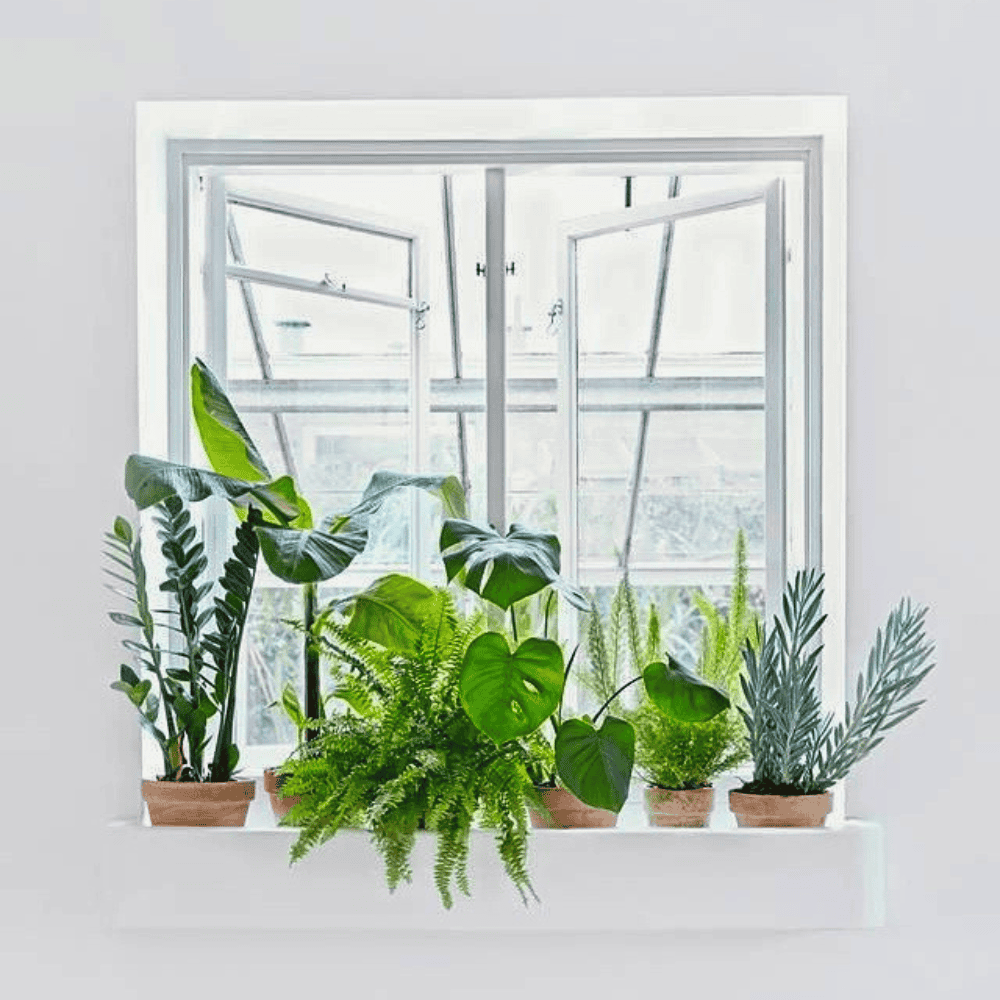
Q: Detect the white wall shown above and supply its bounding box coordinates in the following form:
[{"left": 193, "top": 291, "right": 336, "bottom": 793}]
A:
[{"left": 2, "top": 1, "right": 998, "bottom": 995}]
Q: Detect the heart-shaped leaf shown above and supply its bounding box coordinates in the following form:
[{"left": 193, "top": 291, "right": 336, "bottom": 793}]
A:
[
  {"left": 342, "top": 574, "right": 447, "bottom": 657},
  {"left": 191, "top": 358, "right": 271, "bottom": 483},
  {"left": 459, "top": 633, "right": 564, "bottom": 743},
  {"left": 440, "top": 520, "right": 589, "bottom": 611},
  {"left": 125, "top": 455, "right": 299, "bottom": 524},
  {"left": 256, "top": 521, "right": 368, "bottom": 584},
  {"left": 643, "top": 656, "right": 730, "bottom": 723},
  {"left": 555, "top": 715, "right": 635, "bottom": 813}
]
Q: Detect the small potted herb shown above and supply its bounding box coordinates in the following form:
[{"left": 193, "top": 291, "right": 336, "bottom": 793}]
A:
[
  {"left": 731, "top": 569, "right": 934, "bottom": 827},
  {"left": 105, "top": 499, "right": 262, "bottom": 825},
  {"left": 630, "top": 532, "right": 758, "bottom": 826}
]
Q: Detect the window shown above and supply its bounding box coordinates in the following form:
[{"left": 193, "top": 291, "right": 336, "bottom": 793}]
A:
[{"left": 140, "top": 99, "right": 845, "bottom": 781}]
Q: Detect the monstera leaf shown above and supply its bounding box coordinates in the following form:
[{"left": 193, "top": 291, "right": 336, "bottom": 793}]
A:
[
  {"left": 256, "top": 521, "right": 368, "bottom": 584},
  {"left": 124, "top": 455, "right": 299, "bottom": 523},
  {"left": 342, "top": 574, "right": 447, "bottom": 657},
  {"left": 440, "top": 520, "right": 588, "bottom": 611},
  {"left": 459, "top": 634, "right": 564, "bottom": 743},
  {"left": 643, "top": 657, "right": 730, "bottom": 723},
  {"left": 555, "top": 716, "right": 635, "bottom": 813},
  {"left": 191, "top": 358, "right": 271, "bottom": 483}
]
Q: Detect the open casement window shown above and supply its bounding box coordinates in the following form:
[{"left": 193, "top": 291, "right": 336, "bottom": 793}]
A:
[
  {"left": 198, "top": 181, "right": 435, "bottom": 764},
  {"left": 557, "top": 181, "right": 788, "bottom": 616},
  {"left": 174, "top": 149, "right": 817, "bottom": 772}
]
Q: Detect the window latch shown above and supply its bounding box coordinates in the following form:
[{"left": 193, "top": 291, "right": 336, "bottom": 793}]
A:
[
  {"left": 476, "top": 262, "right": 516, "bottom": 276},
  {"left": 414, "top": 301, "right": 430, "bottom": 331}
]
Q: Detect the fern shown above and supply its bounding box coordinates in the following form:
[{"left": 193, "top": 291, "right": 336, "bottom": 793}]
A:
[{"left": 281, "top": 588, "right": 539, "bottom": 908}]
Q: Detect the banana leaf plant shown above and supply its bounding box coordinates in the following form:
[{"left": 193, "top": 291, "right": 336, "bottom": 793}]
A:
[
  {"left": 125, "top": 359, "right": 466, "bottom": 735},
  {"left": 439, "top": 519, "right": 731, "bottom": 812}
]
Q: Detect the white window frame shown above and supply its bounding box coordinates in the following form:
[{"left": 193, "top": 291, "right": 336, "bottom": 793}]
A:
[{"left": 136, "top": 98, "right": 846, "bottom": 813}]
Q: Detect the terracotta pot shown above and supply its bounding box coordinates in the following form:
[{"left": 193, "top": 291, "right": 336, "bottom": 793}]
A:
[
  {"left": 263, "top": 767, "right": 301, "bottom": 822},
  {"left": 142, "top": 779, "right": 256, "bottom": 827},
  {"left": 645, "top": 785, "right": 714, "bottom": 828},
  {"left": 729, "top": 789, "right": 832, "bottom": 828},
  {"left": 529, "top": 787, "right": 618, "bottom": 829}
]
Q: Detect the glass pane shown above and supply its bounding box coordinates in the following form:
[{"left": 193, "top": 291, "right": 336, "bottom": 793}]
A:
[
  {"left": 630, "top": 410, "right": 765, "bottom": 563},
  {"left": 227, "top": 280, "right": 411, "bottom": 380},
  {"left": 228, "top": 202, "right": 411, "bottom": 300},
  {"left": 508, "top": 411, "right": 559, "bottom": 534}
]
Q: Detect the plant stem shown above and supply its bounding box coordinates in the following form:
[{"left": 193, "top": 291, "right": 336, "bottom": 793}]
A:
[
  {"left": 304, "top": 581, "right": 320, "bottom": 741},
  {"left": 510, "top": 606, "right": 518, "bottom": 644},
  {"left": 593, "top": 675, "right": 643, "bottom": 724}
]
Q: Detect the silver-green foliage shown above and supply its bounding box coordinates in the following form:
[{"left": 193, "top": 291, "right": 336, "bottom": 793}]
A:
[
  {"left": 282, "top": 589, "right": 539, "bottom": 909},
  {"left": 740, "top": 569, "right": 934, "bottom": 793}
]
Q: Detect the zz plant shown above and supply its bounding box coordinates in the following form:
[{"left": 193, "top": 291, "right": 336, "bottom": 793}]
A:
[
  {"left": 739, "top": 569, "right": 935, "bottom": 795},
  {"left": 105, "top": 499, "right": 262, "bottom": 781}
]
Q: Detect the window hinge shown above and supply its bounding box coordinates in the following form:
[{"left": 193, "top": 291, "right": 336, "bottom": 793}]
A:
[{"left": 546, "top": 298, "right": 564, "bottom": 334}]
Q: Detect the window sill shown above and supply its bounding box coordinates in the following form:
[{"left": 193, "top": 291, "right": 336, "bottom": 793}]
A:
[{"left": 103, "top": 783, "right": 883, "bottom": 931}]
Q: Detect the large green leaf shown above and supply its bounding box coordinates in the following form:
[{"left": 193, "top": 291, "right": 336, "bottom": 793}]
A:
[
  {"left": 555, "top": 715, "right": 635, "bottom": 813},
  {"left": 256, "top": 522, "right": 368, "bottom": 584},
  {"left": 324, "top": 471, "right": 468, "bottom": 532},
  {"left": 440, "top": 520, "right": 588, "bottom": 611},
  {"left": 342, "top": 574, "right": 447, "bottom": 656},
  {"left": 460, "top": 634, "right": 564, "bottom": 743},
  {"left": 124, "top": 455, "right": 298, "bottom": 524},
  {"left": 190, "top": 358, "right": 271, "bottom": 483},
  {"left": 643, "top": 656, "right": 730, "bottom": 723}
]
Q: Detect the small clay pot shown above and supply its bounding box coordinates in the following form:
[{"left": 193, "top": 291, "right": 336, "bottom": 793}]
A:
[
  {"left": 263, "top": 767, "right": 301, "bottom": 822},
  {"left": 729, "top": 789, "right": 832, "bottom": 828},
  {"left": 529, "top": 787, "right": 618, "bottom": 829},
  {"left": 645, "top": 785, "right": 714, "bottom": 828},
  {"left": 142, "top": 779, "right": 256, "bottom": 827}
]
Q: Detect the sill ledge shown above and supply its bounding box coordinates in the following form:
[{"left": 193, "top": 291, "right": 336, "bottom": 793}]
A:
[{"left": 103, "top": 816, "right": 884, "bottom": 932}]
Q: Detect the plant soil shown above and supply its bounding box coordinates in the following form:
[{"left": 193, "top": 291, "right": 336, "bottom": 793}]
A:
[{"left": 738, "top": 779, "right": 830, "bottom": 796}]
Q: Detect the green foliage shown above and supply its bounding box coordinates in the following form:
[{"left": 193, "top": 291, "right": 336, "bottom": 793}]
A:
[
  {"left": 554, "top": 715, "right": 635, "bottom": 812},
  {"left": 459, "top": 634, "right": 564, "bottom": 743},
  {"left": 341, "top": 574, "right": 448, "bottom": 657},
  {"left": 586, "top": 535, "right": 756, "bottom": 791},
  {"left": 692, "top": 529, "right": 757, "bottom": 697},
  {"left": 633, "top": 706, "right": 747, "bottom": 790},
  {"left": 440, "top": 520, "right": 587, "bottom": 611},
  {"left": 740, "top": 570, "right": 935, "bottom": 794},
  {"left": 105, "top": 503, "right": 260, "bottom": 782},
  {"left": 642, "top": 658, "right": 730, "bottom": 723},
  {"left": 281, "top": 587, "right": 539, "bottom": 909}
]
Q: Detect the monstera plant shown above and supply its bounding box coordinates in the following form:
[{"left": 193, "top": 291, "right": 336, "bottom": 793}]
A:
[
  {"left": 439, "top": 519, "right": 731, "bottom": 819},
  {"left": 125, "top": 360, "right": 467, "bottom": 762}
]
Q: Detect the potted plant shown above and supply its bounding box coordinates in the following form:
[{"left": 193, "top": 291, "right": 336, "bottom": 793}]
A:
[
  {"left": 280, "top": 575, "right": 541, "bottom": 908},
  {"left": 105, "top": 499, "right": 262, "bottom": 825},
  {"left": 439, "top": 518, "right": 732, "bottom": 827},
  {"left": 124, "top": 359, "right": 467, "bottom": 796},
  {"left": 731, "top": 569, "right": 934, "bottom": 827},
  {"left": 627, "top": 532, "right": 758, "bottom": 826}
]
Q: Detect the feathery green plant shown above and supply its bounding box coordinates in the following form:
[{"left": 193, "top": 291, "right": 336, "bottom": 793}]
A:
[
  {"left": 740, "top": 569, "right": 935, "bottom": 794},
  {"left": 281, "top": 586, "right": 540, "bottom": 909},
  {"left": 593, "top": 532, "right": 759, "bottom": 790}
]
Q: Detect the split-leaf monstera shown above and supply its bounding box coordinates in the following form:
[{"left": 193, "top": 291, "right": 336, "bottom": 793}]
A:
[
  {"left": 440, "top": 520, "right": 588, "bottom": 611},
  {"left": 459, "top": 634, "right": 565, "bottom": 743},
  {"left": 441, "top": 513, "right": 733, "bottom": 813}
]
